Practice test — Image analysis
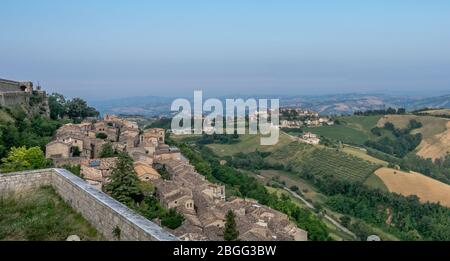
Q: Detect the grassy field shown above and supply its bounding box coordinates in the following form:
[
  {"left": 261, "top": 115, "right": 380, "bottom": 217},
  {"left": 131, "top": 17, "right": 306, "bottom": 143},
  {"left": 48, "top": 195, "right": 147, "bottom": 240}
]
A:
[
  {"left": 342, "top": 115, "right": 382, "bottom": 133},
  {"left": 303, "top": 125, "right": 369, "bottom": 145},
  {"left": 303, "top": 115, "right": 381, "bottom": 145},
  {"left": 207, "top": 132, "right": 293, "bottom": 157},
  {"left": 375, "top": 167, "right": 450, "bottom": 208},
  {"left": 0, "top": 186, "right": 102, "bottom": 241}
]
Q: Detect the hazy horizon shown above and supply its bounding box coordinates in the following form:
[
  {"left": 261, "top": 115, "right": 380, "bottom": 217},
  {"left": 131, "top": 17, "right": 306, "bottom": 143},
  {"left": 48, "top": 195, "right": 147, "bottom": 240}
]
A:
[{"left": 1, "top": 1, "right": 450, "bottom": 100}]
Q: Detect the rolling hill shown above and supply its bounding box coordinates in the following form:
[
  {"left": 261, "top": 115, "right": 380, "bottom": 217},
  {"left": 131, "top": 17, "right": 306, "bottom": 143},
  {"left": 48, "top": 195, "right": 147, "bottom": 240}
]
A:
[
  {"left": 375, "top": 167, "right": 450, "bottom": 208},
  {"left": 377, "top": 115, "right": 450, "bottom": 160}
]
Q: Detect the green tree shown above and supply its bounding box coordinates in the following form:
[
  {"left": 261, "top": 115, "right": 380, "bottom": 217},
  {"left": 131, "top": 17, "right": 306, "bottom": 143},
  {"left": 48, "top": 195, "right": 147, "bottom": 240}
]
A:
[
  {"left": 1, "top": 146, "right": 50, "bottom": 173},
  {"left": 290, "top": 185, "right": 300, "bottom": 192},
  {"left": 96, "top": 132, "right": 108, "bottom": 140},
  {"left": 161, "top": 209, "right": 185, "bottom": 229},
  {"left": 104, "top": 153, "right": 142, "bottom": 206},
  {"left": 224, "top": 210, "right": 239, "bottom": 241},
  {"left": 100, "top": 143, "right": 117, "bottom": 158},
  {"left": 71, "top": 146, "right": 81, "bottom": 157},
  {"left": 63, "top": 164, "right": 82, "bottom": 178},
  {"left": 339, "top": 215, "right": 351, "bottom": 228},
  {"left": 65, "top": 97, "right": 99, "bottom": 122},
  {"left": 48, "top": 93, "right": 66, "bottom": 120},
  {"left": 158, "top": 165, "right": 171, "bottom": 180}
]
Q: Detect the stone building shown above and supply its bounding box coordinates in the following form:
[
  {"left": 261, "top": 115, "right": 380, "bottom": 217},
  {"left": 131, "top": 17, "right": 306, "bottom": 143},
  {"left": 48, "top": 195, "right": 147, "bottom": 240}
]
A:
[
  {"left": 134, "top": 161, "right": 161, "bottom": 181},
  {"left": 154, "top": 179, "right": 196, "bottom": 214},
  {"left": 154, "top": 158, "right": 307, "bottom": 241},
  {"left": 81, "top": 158, "right": 117, "bottom": 190},
  {"left": 45, "top": 140, "right": 73, "bottom": 159},
  {"left": 154, "top": 145, "right": 182, "bottom": 161},
  {"left": 119, "top": 129, "right": 140, "bottom": 150}
]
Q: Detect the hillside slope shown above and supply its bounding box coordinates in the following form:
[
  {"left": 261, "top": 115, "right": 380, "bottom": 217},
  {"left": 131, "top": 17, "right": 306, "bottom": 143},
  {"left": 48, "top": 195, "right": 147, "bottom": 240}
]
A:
[
  {"left": 375, "top": 167, "right": 450, "bottom": 208},
  {"left": 377, "top": 115, "right": 450, "bottom": 160}
]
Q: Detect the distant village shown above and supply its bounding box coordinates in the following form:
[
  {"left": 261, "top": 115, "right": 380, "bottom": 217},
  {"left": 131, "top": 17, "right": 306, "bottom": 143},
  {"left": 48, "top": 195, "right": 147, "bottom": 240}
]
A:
[{"left": 45, "top": 115, "right": 308, "bottom": 241}]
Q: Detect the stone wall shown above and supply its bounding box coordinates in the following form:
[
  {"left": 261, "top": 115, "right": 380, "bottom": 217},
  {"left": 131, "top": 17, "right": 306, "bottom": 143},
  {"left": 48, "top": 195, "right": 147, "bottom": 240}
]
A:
[
  {"left": 0, "top": 169, "right": 53, "bottom": 193},
  {"left": 52, "top": 157, "right": 88, "bottom": 167},
  {"left": 0, "top": 92, "right": 28, "bottom": 107},
  {"left": 0, "top": 169, "right": 178, "bottom": 241}
]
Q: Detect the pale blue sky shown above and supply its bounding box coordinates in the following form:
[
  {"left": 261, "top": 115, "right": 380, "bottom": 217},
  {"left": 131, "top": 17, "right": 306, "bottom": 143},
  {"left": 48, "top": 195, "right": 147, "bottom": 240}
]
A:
[{"left": 1, "top": 0, "right": 450, "bottom": 100}]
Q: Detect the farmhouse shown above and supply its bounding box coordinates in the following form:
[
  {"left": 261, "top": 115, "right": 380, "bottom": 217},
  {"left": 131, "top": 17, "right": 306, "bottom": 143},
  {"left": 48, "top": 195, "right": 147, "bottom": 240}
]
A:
[{"left": 300, "top": 132, "right": 321, "bottom": 145}]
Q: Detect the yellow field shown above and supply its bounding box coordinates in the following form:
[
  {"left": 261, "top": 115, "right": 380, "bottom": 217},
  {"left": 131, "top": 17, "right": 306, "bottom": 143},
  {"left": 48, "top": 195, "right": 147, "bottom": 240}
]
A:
[
  {"left": 374, "top": 167, "right": 450, "bottom": 208},
  {"left": 421, "top": 109, "right": 450, "bottom": 116},
  {"left": 377, "top": 115, "right": 450, "bottom": 160}
]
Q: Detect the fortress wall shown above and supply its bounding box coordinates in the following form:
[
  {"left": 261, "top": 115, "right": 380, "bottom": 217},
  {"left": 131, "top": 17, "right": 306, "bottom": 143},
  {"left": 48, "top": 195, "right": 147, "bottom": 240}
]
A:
[
  {"left": 0, "top": 169, "right": 178, "bottom": 241},
  {"left": 0, "top": 79, "right": 21, "bottom": 92},
  {"left": 0, "top": 92, "right": 28, "bottom": 107}
]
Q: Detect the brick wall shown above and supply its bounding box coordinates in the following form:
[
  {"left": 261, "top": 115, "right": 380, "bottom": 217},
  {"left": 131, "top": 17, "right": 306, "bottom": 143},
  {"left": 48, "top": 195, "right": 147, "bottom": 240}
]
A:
[{"left": 0, "top": 169, "right": 178, "bottom": 241}]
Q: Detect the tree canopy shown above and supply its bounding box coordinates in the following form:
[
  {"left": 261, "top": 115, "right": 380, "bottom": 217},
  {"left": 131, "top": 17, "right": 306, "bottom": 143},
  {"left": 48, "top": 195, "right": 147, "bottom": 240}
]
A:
[
  {"left": 1, "top": 146, "right": 50, "bottom": 173},
  {"left": 48, "top": 93, "right": 99, "bottom": 122},
  {"left": 224, "top": 210, "right": 239, "bottom": 241},
  {"left": 104, "top": 153, "right": 143, "bottom": 206}
]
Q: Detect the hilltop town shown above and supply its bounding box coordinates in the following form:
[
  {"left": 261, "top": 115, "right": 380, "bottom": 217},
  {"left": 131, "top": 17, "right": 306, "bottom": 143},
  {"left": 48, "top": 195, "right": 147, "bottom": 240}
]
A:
[
  {"left": 280, "top": 108, "right": 335, "bottom": 128},
  {"left": 45, "top": 115, "right": 308, "bottom": 241}
]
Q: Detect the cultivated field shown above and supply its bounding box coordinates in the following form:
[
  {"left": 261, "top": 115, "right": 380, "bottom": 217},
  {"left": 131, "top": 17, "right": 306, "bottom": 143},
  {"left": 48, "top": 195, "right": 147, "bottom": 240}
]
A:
[
  {"left": 374, "top": 167, "right": 450, "bottom": 208},
  {"left": 377, "top": 115, "right": 450, "bottom": 160},
  {"left": 268, "top": 142, "right": 381, "bottom": 183}
]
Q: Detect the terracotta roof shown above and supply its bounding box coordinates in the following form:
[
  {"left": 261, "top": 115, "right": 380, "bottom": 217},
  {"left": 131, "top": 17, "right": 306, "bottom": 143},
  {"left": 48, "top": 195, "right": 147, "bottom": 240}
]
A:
[{"left": 134, "top": 162, "right": 160, "bottom": 179}]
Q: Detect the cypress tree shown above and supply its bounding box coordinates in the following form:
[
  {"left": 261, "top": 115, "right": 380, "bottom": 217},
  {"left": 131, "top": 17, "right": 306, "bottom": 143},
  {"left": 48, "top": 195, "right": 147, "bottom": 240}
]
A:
[
  {"left": 224, "top": 210, "right": 239, "bottom": 241},
  {"left": 105, "top": 153, "right": 142, "bottom": 206}
]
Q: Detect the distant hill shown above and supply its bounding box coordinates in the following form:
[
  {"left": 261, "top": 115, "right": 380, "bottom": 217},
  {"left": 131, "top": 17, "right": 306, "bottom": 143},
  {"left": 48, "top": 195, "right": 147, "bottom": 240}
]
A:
[
  {"left": 407, "top": 95, "right": 450, "bottom": 111},
  {"left": 282, "top": 93, "right": 450, "bottom": 115},
  {"left": 91, "top": 96, "right": 174, "bottom": 117},
  {"left": 91, "top": 93, "right": 450, "bottom": 116}
]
